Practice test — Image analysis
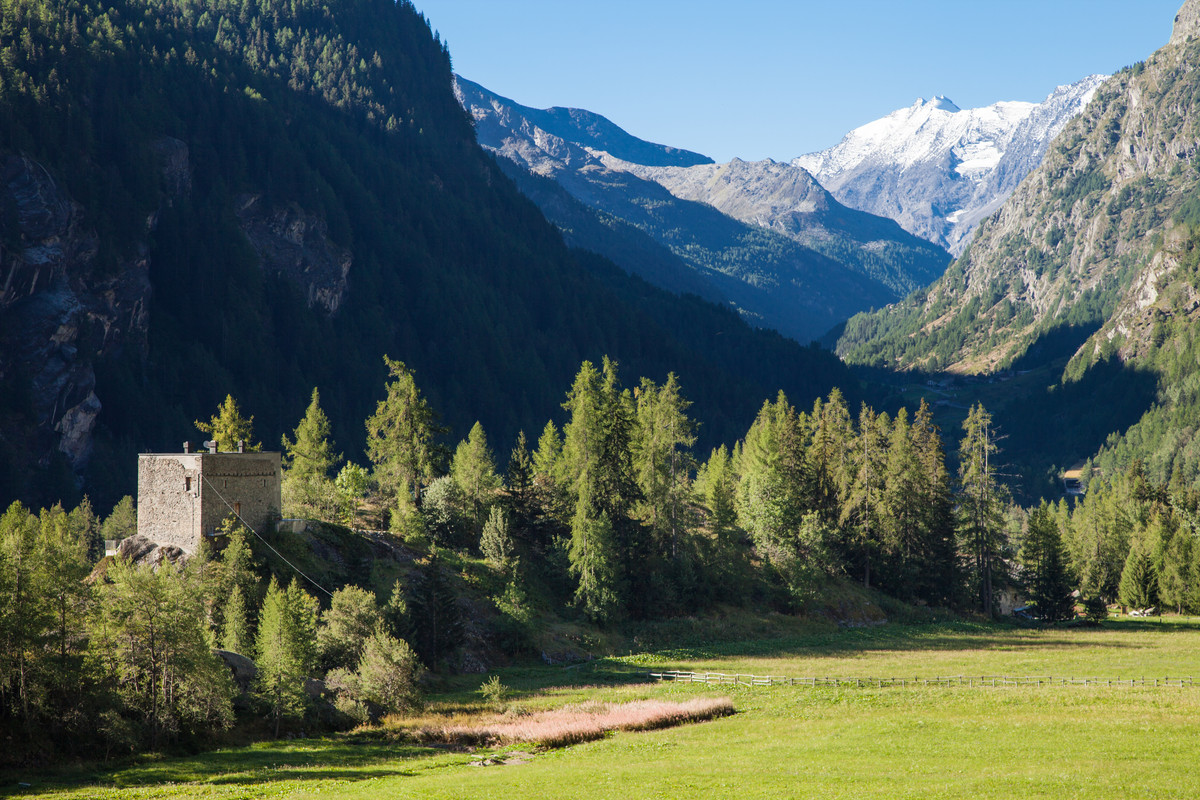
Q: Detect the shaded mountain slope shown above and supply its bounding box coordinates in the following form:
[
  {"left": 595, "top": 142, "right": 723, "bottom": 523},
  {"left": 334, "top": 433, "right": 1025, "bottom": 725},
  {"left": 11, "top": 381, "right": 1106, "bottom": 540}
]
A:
[{"left": 0, "top": 0, "right": 858, "bottom": 510}]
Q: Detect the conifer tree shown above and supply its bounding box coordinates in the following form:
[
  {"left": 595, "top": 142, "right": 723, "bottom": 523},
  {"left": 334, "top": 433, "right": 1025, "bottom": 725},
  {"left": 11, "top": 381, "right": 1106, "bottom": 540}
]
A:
[
  {"left": 505, "top": 430, "right": 536, "bottom": 525},
  {"left": 1021, "top": 501, "right": 1075, "bottom": 621},
  {"left": 316, "top": 585, "right": 379, "bottom": 672},
  {"left": 365, "top": 356, "right": 445, "bottom": 513},
  {"left": 880, "top": 408, "right": 922, "bottom": 595},
  {"left": 569, "top": 483, "right": 623, "bottom": 624},
  {"left": 0, "top": 502, "right": 44, "bottom": 723},
  {"left": 737, "top": 393, "right": 806, "bottom": 563},
  {"left": 221, "top": 584, "right": 251, "bottom": 655},
  {"left": 634, "top": 373, "right": 697, "bottom": 560},
  {"left": 356, "top": 629, "right": 423, "bottom": 713},
  {"left": 450, "top": 421, "right": 502, "bottom": 537},
  {"left": 697, "top": 445, "right": 739, "bottom": 554},
  {"left": 1118, "top": 539, "right": 1158, "bottom": 611},
  {"left": 407, "top": 552, "right": 462, "bottom": 670},
  {"left": 196, "top": 394, "right": 259, "bottom": 452},
  {"left": 1152, "top": 511, "right": 1190, "bottom": 613},
  {"left": 807, "top": 389, "right": 853, "bottom": 526},
  {"left": 95, "top": 558, "right": 234, "bottom": 748},
  {"left": 281, "top": 388, "right": 342, "bottom": 481},
  {"left": 533, "top": 421, "right": 564, "bottom": 481},
  {"left": 101, "top": 495, "right": 138, "bottom": 543},
  {"left": 841, "top": 406, "right": 889, "bottom": 588},
  {"left": 910, "top": 399, "right": 959, "bottom": 604},
  {"left": 958, "top": 403, "right": 1005, "bottom": 615},
  {"left": 480, "top": 505, "right": 514, "bottom": 569},
  {"left": 255, "top": 578, "right": 318, "bottom": 737},
  {"left": 37, "top": 504, "right": 93, "bottom": 701}
]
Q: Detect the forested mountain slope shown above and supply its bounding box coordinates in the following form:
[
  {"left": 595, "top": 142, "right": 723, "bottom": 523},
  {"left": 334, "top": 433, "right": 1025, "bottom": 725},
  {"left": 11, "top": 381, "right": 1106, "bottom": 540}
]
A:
[
  {"left": 838, "top": 0, "right": 1200, "bottom": 491},
  {"left": 0, "top": 0, "right": 858, "bottom": 512}
]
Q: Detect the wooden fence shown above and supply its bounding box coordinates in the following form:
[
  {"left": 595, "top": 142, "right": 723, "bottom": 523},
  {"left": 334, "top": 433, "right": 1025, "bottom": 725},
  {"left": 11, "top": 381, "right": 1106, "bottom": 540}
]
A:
[{"left": 648, "top": 670, "right": 1198, "bottom": 689}]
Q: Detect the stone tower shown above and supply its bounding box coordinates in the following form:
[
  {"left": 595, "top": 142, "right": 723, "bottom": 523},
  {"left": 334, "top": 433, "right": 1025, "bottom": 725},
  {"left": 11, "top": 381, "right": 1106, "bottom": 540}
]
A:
[{"left": 137, "top": 443, "right": 281, "bottom": 553}]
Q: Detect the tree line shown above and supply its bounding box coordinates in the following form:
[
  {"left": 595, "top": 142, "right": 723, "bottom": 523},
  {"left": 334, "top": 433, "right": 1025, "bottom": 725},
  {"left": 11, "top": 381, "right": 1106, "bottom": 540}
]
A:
[{"left": 7, "top": 353, "right": 1185, "bottom": 765}]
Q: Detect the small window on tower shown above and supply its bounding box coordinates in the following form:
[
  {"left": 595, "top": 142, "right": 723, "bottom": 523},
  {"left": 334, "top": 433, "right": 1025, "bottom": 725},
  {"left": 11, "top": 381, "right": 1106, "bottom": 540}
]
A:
[
  {"left": 235, "top": 502, "right": 241, "bottom": 517},
  {"left": 185, "top": 476, "right": 192, "bottom": 492}
]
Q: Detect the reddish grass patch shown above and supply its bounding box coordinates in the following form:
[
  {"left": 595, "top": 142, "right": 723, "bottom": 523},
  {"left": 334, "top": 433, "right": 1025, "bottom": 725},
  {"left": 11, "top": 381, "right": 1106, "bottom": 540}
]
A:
[{"left": 412, "top": 697, "right": 734, "bottom": 749}]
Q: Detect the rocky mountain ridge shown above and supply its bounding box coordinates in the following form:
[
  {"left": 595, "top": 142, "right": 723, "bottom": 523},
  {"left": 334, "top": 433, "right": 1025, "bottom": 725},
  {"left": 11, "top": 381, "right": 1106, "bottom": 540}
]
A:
[
  {"left": 837, "top": 0, "right": 1200, "bottom": 490},
  {"left": 607, "top": 154, "right": 948, "bottom": 297},
  {"left": 456, "top": 76, "right": 950, "bottom": 342},
  {"left": 794, "top": 76, "right": 1108, "bottom": 255}
]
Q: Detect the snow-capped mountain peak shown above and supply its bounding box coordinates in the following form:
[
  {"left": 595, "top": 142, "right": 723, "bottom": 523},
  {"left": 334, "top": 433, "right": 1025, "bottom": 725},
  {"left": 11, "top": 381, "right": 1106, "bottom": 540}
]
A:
[{"left": 793, "top": 75, "right": 1108, "bottom": 254}]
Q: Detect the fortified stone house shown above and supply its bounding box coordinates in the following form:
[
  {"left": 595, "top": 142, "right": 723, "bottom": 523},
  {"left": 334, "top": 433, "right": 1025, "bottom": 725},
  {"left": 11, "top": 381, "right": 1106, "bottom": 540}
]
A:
[{"left": 137, "top": 443, "right": 281, "bottom": 553}]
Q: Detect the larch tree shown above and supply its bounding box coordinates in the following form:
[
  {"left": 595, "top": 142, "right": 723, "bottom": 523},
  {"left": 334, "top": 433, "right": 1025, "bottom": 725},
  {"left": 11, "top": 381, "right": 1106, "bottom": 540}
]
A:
[
  {"left": 568, "top": 482, "right": 623, "bottom": 624},
  {"left": 365, "top": 356, "right": 445, "bottom": 526},
  {"left": 282, "top": 388, "right": 342, "bottom": 480},
  {"left": 840, "top": 406, "right": 889, "bottom": 589},
  {"left": 94, "top": 558, "right": 234, "bottom": 749},
  {"left": 0, "top": 502, "right": 45, "bottom": 724},
  {"left": 449, "top": 421, "right": 502, "bottom": 538},
  {"left": 634, "top": 373, "right": 697, "bottom": 561},
  {"left": 255, "top": 577, "right": 319, "bottom": 737},
  {"left": 195, "top": 394, "right": 258, "bottom": 452}
]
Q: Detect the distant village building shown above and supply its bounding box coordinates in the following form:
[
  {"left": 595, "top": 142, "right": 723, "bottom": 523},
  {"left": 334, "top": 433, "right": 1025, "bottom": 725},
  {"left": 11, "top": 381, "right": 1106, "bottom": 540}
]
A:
[{"left": 137, "top": 442, "right": 281, "bottom": 553}]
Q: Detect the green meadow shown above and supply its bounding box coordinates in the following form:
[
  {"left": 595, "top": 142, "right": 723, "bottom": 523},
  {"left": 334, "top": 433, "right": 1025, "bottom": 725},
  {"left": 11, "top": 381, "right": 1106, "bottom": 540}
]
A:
[{"left": 11, "top": 617, "right": 1200, "bottom": 799}]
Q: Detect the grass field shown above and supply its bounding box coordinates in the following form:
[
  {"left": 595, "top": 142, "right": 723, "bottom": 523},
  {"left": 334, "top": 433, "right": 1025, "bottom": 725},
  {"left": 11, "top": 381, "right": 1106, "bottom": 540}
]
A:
[{"left": 9, "top": 617, "right": 1200, "bottom": 799}]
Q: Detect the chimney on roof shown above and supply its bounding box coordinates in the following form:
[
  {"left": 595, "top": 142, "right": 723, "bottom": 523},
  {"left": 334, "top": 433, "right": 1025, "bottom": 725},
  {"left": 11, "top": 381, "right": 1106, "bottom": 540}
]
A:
[
  {"left": 183, "top": 441, "right": 191, "bottom": 453},
  {"left": 237, "top": 440, "right": 245, "bottom": 453},
  {"left": 205, "top": 440, "right": 218, "bottom": 453}
]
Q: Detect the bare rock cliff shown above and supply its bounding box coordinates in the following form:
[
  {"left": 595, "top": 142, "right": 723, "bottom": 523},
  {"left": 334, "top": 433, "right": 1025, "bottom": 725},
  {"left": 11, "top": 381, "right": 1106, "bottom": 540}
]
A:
[
  {"left": 0, "top": 153, "right": 151, "bottom": 473},
  {"left": 1171, "top": 0, "right": 1200, "bottom": 45}
]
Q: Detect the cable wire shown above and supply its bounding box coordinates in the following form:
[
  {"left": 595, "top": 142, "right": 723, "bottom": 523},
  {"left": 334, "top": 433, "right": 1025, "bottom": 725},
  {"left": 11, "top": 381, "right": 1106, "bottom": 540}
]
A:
[{"left": 201, "top": 474, "right": 334, "bottom": 597}]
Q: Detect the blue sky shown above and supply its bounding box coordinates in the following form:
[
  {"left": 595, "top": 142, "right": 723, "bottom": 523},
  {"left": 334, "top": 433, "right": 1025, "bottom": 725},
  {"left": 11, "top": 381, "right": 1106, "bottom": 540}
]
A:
[{"left": 414, "top": 0, "right": 1183, "bottom": 162}]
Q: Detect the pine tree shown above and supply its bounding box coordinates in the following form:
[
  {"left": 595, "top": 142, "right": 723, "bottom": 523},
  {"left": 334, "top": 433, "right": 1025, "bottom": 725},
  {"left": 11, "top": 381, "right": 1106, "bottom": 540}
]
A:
[{"left": 195, "top": 394, "right": 259, "bottom": 452}]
